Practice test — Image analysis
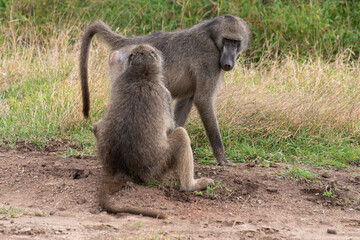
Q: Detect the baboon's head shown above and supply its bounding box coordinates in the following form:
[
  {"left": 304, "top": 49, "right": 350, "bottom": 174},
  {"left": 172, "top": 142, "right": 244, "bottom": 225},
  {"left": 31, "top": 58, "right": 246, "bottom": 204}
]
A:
[
  {"left": 127, "top": 45, "right": 163, "bottom": 79},
  {"left": 128, "top": 45, "right": 162, "bottom": 69},
  {"left": 208, "top": 15, "right": 250, "bottom": 71},
  {"left": 109, "top": 44, "right": 162, "bottom": 81}
]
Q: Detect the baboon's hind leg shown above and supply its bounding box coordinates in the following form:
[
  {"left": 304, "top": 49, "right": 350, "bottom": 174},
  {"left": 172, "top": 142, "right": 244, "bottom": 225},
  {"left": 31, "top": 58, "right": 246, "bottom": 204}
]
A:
[{"left": 168, "top": 127, "right": 213, "bottom": 191}]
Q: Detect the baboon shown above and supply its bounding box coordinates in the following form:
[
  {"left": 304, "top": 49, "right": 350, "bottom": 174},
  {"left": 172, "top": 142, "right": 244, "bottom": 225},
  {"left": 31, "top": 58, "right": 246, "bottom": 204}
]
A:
[
  {"left": 81, "top": 15, "right": 250, "bottom": 166},
  {"left": 94, "top": 45, "right": 213, "bottom": 219}
]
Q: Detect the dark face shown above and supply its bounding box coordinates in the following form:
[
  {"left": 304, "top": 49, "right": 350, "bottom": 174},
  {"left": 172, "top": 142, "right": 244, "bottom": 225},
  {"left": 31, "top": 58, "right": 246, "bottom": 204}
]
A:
[{"left": 220, "top": 38, "right": 240, "bottom": 71}]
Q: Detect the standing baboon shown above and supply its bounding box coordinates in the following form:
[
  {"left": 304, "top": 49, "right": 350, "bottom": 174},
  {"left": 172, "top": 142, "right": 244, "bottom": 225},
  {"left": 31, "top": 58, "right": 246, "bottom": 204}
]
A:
[
  {"left": 81, "top": 15, "right": 250, "bottom": 166},
  {"left": 94, "top": 45, "right": 213, "bottom": 219}
]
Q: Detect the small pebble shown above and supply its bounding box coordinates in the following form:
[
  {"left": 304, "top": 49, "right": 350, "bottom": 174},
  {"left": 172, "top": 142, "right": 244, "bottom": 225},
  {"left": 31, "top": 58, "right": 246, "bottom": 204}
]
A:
[
  {"left": 269, "top": 163, "right": 278, "bottom": 168},
  {"left": 327, "top": 229, "right": 337, "bottom": 234},
  {"left": 266, "top": 188, "right": 278, "bottom": 193},
  {"left": 247, "top": 162, "right": 255, "bottom": 168},
  {"left": 321, "top": 172, "right": 330, "bottom": 178}
]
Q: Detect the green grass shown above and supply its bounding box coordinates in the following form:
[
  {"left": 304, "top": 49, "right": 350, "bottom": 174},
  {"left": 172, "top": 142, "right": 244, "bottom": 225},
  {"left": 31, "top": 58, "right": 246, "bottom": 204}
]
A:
[
  {"left": 34, "top": 210, "right": 46, "bottom": 217},
  {"left": 0, "top": 206, "right": 23, "bottom": 218},
  {"left": 1, "top": 0, "right": 359, "bottom": 61},
  {"left": 283, "top": 166, "right": 317, "bottom": 181},
  {"left": 1, "top": 1, "right": 360, "bottom": 171},
  {"left": 323, "top": 190, "right": 337, "bottom": 199},
  {"left": 194, "top": 180, "right": 230, "bottom": 199},
  {"left": 185, "top": 104, "right": 360, "bottom": 168}
]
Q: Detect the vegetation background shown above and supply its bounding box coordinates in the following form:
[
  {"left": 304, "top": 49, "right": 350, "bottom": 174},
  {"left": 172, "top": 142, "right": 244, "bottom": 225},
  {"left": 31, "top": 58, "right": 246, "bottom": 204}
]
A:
[{"left": 0, "top": 0, "right": 359, "bottom": 174}]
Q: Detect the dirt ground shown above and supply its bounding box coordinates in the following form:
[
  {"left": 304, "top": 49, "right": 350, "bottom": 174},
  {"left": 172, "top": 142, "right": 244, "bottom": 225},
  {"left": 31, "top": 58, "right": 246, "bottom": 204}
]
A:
[{"left": 0, "top": 145, "right": 359, "bottom": 240}]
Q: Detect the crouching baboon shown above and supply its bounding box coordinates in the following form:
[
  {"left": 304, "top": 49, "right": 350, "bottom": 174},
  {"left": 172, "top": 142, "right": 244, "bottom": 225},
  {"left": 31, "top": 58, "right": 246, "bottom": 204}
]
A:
[
  {"left": 93, "top": 44, "right": 213, "bottom": 219},
  {"left": 81, "top": 15, "right": 250, "bottom": 166}
]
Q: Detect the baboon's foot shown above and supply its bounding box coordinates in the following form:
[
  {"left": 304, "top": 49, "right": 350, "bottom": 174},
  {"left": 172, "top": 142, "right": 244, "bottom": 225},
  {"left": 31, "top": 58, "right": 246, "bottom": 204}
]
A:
[
  {"left": 195, "top": 177, "right": 214, "bottom": 190},
  {"left": 180, "top": 178, "right": 214, "bottom": 191},
  {"left": 218, "top": 159, "right": 235, "bottom": 166}
]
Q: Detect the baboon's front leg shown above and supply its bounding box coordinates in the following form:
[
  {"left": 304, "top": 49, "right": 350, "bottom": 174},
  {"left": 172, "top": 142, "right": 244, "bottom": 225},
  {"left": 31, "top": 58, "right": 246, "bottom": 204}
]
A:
[{"left": 194, "top": 98, "right": 233, "bottom": 166}]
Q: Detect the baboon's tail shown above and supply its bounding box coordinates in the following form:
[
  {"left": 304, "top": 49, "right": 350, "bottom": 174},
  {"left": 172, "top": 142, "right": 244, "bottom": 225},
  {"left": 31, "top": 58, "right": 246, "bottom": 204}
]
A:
[
  {"left": 99, "top": 179, "right": 167, "bottom": 219},
  {"left": 79, "top": 20, "right": 128, "bottom": 118}
]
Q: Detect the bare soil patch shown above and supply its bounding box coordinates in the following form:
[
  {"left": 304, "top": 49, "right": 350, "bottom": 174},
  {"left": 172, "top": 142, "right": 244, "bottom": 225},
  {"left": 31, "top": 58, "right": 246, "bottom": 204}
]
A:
[{"left": 0, "top": 146, "right": 359, "bottom": 239}]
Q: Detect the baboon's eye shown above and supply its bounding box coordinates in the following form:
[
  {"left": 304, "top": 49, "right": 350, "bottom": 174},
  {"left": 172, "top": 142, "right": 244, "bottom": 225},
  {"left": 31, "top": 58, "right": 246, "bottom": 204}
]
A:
[
  {"left": 223, "top": 38, "right": 241, "bottom": 50},
  {"left": 237, "top": 40, "right": 241, "bottom": 49},
  {"left": 149, "top": 51, "right": 156, "bottom": 60},
  {"left": 129, "top": 54, "right": 135, "bottom": 63}
]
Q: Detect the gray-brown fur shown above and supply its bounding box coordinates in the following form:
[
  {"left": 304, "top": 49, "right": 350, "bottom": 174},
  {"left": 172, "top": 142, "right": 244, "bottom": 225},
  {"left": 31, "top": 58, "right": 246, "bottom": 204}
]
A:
[
  {"left": 81, "top": 15, "right": 250, "bottom": 166},
  {"left": 98, "top": 175, "right": 167, "bottom": 219},
  {"left": 94, "top": 45, "right": 213, "bottom": 219}
]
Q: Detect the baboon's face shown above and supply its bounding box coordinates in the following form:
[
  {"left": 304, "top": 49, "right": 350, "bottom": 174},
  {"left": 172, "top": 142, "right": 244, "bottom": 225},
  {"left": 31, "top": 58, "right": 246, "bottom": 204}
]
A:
[
  {"left": 210, "top": 15, "right": 250, "bottom": 72},
  {"left": 219, "top": 38, "right": 241, "bottom": 71}
]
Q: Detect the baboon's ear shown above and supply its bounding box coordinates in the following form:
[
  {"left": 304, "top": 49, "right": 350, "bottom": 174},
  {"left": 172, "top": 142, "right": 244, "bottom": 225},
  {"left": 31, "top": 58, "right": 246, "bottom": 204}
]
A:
[{"left": 109, "top": 50, "right": 127, "bottom": 64}]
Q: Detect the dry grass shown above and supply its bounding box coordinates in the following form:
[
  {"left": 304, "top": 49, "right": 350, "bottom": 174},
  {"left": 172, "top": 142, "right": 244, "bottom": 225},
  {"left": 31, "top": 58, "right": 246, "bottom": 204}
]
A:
[
  {"left": 1, "top": 21, "right": 360, "bottom": 164},
  {"left": 215, "top": 54, "right": 360, "bottom": 138},
  {"left": 0, "top": 21, "right": 110, "bottom": 131}
]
